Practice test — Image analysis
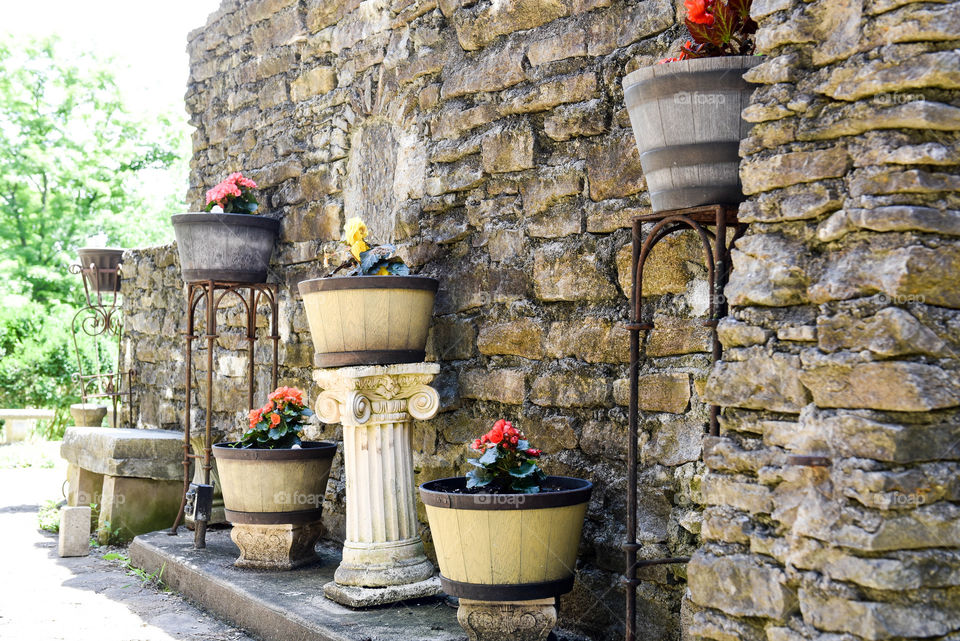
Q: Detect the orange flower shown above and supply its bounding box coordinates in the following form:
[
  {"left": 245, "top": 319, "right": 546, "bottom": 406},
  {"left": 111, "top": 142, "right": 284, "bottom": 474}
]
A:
[{"left": 270, "top": 413, "right": 281, "bottom": 426}]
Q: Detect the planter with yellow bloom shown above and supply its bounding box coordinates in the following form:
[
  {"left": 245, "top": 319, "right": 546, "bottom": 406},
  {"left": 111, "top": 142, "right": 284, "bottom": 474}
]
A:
[{"left": 298, "top": 217, "right": 438, "bottom": 368}]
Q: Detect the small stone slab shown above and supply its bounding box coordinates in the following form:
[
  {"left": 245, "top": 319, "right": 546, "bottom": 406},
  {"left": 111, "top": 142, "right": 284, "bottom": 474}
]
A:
[
  {"left": 59, "top": 506, "right": 91, "bottom": 557},
  {"left": 60, "top": 426, "right": 184, "bottom": 480},
  {"left": 323, "top": 577, "right": 442, "bottom": 608}
]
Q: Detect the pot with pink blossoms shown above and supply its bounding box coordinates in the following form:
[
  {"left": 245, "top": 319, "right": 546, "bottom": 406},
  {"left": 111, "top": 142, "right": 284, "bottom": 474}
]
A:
[{"left": 171, "top": 172, "right": 279, "bottom": 283}]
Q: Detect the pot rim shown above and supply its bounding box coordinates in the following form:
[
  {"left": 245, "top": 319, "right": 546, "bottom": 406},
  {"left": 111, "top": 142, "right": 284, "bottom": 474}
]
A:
[
  {"left": 623, "top": 54, "right": 762, "bottom": 88},
  {"left": 419, "top": 475, "right": 592, "bottom": 511},
  {"left": 213, "top": 440, "right": 338, "bottom": 460},
  {"left": 78, "top": 247, "right": 125, "bottom": 255},
  {"left": 298, "top": 274, "right": 439, "bottom": 295},
  {"left": 171, "top": 212, "right": 280, "bottom": 230}
]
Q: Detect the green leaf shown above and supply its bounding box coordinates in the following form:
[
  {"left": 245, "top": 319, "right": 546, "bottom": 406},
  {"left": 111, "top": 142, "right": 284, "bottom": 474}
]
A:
[
  {"left": 466, "top": 469, "right": 492, "bottom": 488},
  {"left": 478, "top": 447, "right": 498, "bottom": 466},
  {"left": 302, "top": 408, "right": 314, "bottom": 417},
  {"left": 466, "top": 457, "right": 486, "bottom": 468},
  {"left": 517, "top": 440, "right": 529, "bottom": 451},
  {"left": 508, "top": 461, "right": 537, "bottom": 478},
  {"left": 711, "top": 1, "right": 738, "bottom": 44}
]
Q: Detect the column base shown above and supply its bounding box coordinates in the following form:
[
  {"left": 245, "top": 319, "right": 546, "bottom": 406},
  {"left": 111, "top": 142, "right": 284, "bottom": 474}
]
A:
[
  {"left": 333, "top": 537, "right": 436, "bottom": 587},
  {"left": 230, "top": 521, "right": 324, "bottom": 570},
  {"left": 457, "top": 598, "right": 557, "bottom": 641},
  {"left": 323, "top": 576, "right": 442, "bottom": 608}
]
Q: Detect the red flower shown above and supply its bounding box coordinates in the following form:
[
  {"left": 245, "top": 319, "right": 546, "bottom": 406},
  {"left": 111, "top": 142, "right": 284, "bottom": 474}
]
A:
[
  {"left": 526, "top": 448, "right": 542, "bottom": 457},
  {"left": 472, "top": 439, "right": 483, "bottom": 451},
  {"left": 684, "top": 0, "right": 714, "bottom": 24},
  {"left": 270, "top": 413, "right": 281, "bottom": 426},
  {"left": 510, "top": 435, "right": 519, "bottom": 445},
  {"left": 488, "top": 426, "right": 504, "bottom": 445}
]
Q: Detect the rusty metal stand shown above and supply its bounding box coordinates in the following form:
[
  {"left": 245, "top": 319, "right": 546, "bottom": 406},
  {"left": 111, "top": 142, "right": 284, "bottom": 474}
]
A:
[
  {"left": 168, "top": 280, "right": 280, "bottom": 548},
  {"left": 623, "top": 205, "right": 747, "bottom": 641}
]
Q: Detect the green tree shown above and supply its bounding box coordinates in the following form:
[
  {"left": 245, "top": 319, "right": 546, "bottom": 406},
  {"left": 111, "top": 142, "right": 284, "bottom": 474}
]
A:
[{"left": 0, "top": 37, "right": 182, "bottom": 305}]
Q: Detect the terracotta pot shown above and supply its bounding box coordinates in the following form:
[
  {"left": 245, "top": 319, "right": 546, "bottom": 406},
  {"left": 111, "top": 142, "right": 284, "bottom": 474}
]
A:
[
  {"left": 77, "top": 248, "right": 124, "bottom": 295},
  {"left": 622, "top": 55, "right": 761, "bottom": 212},
  {"left": 212, "top": 441, "right": 337, "bottom": 523},
  {"left": 171, "top": 213, "right": 279, "bottom": 283},
  {"left": 298, "top": 275, "right": 438, "bottom": 368},
  {"left": 420, "top": 476, "right": 593, "bottom": 600}
]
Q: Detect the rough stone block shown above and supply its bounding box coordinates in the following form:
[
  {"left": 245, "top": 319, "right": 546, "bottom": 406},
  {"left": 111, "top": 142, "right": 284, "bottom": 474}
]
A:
[
  {"left": 521, "top": 169, "right": 582, "bottom": 215},
  {"left": 587, "top": 131, "right": 645, "bottom": 201},
  {"left": 704, "top": 350, "right": 811, "bottom": 413},
  {"left": 477, "top": 319, "right": 544, "bottom": 359},
  {"left": 500, "top": 72, "right": 597, "bottom": 115},
  {"left": 58, "top": 506, "right": 91, "bottom": 557},
  {"left": 799, "top": 351, "right": 960, "bottom": 412},
  {"left": 459, "top": 368, "right": 526, "bottom": 404},
  {"left": 290, "top": 66, "right": 337, "bottom": 101},
  {"left": 67, "top": 463, "right": 104, "bottom": 507},
  {"left": 533, "top": 244, "right": 616, "bottom": 302},
  {"left": 688, "top": 551, "right": 796, "bottom": 619},
  {"left": 440, "top": 39, "right": 526, "bottom": 99},
  {"left": 544, "top": 318, "right": 628, "bottom": 364},
  {"left": 98, "top": 475, "right": 184, "bottom": 543},
  {"left": 702, "top": 475, "right": 774, "bottom": 515},
  {"left": 530, "top": 372, "right": 609, "bottom": 408},
  {"left": 481, "top": 124, "right": 534, "bottom": 174},
  {"left": 544, "top": 99, "right": 607, "bottom": 141},
  {"left": 635, "top": 373, "right": 691, "bottom": 414},
  {"left": 741, "top": 147, "right": 850, "bottom": 195},
  {"left": 452, "top": 0, "right": 568, "bottom": 50},
  {"left": 61, "top": 427, "right": 184, "bottom": 481}
]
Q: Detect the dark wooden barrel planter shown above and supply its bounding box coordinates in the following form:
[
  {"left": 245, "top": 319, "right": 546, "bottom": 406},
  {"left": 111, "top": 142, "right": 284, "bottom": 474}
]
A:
[
  {"left": 77, "top": 248, "right": 125, "bottom": 294},
  {"left": 212, "top": 441, "right": 337, "bottom": 525},
  {"left": 420, "top": 476, "right": 593, "bottom": 600},
  {"left": 623, "top": 55, "right": 761, "bottom": 212},
  {"left": 298, "top": 275, "right": 438, "bottom": 368},
  {"left": 171, "top": 213, "right": 279, "bottom": 283}
]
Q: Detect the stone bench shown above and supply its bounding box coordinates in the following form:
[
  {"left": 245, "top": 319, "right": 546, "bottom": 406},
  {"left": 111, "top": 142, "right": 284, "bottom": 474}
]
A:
[
  {"left": 61, "top": 427, "right": 184, "bottom": 543},
  {"left": 0, "top": 409, "right": 56, "bottom": 443}
]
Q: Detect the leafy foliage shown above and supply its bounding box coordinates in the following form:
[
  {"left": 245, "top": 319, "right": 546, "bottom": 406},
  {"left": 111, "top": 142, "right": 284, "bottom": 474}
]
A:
[
  {"left": 0, "top": 36, "right": 182, "bottom": 305},
  {"left": 0, "top": 299, "right": 97, "bottom": 435},
  {"left": 660, "top": 0, "right": 756, "bottom": 62},
  {"left": 203, "top": 172, "right": 259, "bottom": 214},
  {"left": 466, "top": 420, "right": 546, "bottom": 494},
  {"left": 237, "top": 387, "right": 313, "bottom": 449}
]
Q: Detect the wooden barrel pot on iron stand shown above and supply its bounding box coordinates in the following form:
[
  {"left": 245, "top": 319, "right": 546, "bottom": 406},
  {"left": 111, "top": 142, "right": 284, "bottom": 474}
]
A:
[
  {"left": 622, "top": 55, "right": 760, "bottom": 212},
  {"left": 420, "top": 476, "right": 593, "bottom": 600},
  {"left": 212, "top": 441, "right": 338, "bottom": 569},
  {"left": 298, "top": 275, "right": 439, "bottom": 367}
]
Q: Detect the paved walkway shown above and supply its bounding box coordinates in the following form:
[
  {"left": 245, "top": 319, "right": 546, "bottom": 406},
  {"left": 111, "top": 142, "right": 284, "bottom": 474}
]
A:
[{"left": 0, "top": 440, "right": 256, "bottom": 641}]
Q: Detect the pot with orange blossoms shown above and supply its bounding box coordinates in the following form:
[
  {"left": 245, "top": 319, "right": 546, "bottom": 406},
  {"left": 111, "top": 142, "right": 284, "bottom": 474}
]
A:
[
  {"left": 419, "top": 419, "right": 593, "bottom": 608},
  {"left": 622, "top": 0, "right": 761, "bottom": 211},
  {"left": 298, "top": 216, "right": 438, "bottom": 368},
  {"left": 212, "top": 386, "right": 337, "bottom": 569},
  {"left": 171, "top": 171, "right": 280, "bottom": 283}
]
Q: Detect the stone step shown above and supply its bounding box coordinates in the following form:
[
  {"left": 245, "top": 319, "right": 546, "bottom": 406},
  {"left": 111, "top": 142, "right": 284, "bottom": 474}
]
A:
[
  {"left": 130, "top": 529, "right": 461, "bottom": 641},
  {"left": 60, "top": 426, "right": 184, "bottom": 480}
]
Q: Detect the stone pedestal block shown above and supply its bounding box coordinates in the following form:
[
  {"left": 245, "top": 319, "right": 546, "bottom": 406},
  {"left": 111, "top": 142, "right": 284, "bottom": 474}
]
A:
[
  {"left": 67, "top": 463, "right": 104, "bottom": 507},
  {"left": 314, "top": 362, "right": 442, "bottom": 606},
  {"left": 59, "top": 506, "right": 92, "bottom": 557},
  {"left": 98, "top": 475, "right": 183, "bottom": 544},
  {"left": 231, "top": 522, "right": 325, "bottom": 570},
  {"left": 457, "top": 598, "right": 557, "bottom": 641}
]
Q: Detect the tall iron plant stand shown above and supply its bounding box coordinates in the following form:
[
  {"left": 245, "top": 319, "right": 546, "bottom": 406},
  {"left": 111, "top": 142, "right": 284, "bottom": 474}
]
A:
[
  {"left": 69, "top": 261, "right": 134, "bottom": 429},
  {"left": 168, "top": 281, "right": 279, "bottom": 549},
  {"left": 623, "top": 205, "right": 747, "bottom": 641},
  {"left": 314, "top": 363, "right": 443, "bottom": 607}
]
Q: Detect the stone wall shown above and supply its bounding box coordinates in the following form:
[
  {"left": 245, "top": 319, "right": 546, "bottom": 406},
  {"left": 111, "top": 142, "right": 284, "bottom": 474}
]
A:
[
  {"left": 119, "top": 1, "right": 725, "bottom": 640},
  {"left": 692, "top": 0, "right": 960, "bottom": 639}
]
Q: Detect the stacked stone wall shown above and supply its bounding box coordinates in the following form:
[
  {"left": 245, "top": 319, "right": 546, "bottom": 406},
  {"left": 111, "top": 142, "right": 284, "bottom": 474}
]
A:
[
  {"left": 121, "top": 1, "right": 722, "bottom": 639},
  {"left": 693, "top": 0, "right": 960, "bottom": 639}
]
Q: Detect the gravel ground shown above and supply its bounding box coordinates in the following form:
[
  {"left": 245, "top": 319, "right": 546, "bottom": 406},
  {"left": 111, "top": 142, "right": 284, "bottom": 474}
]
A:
[{"left": 0, "top": 440, "right": 257, "bottom": 641}]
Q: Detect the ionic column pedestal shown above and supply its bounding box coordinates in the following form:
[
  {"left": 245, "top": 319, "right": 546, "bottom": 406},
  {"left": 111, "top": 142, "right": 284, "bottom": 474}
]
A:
[
  {"left": 458, "top": 599, "right": 558, "bottom": 641},
  {"left": 314, "top": 363, "right": 442, "bottom": 607}
]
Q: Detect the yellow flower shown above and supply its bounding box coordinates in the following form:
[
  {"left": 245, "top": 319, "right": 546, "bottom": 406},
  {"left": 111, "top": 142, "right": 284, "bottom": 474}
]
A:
[
  {"left": 375, "top": 265, "right": 390, "bottom": 275},
  {"left": 350, "top": 239, "right": 369, "bottom": 262},
  {"left": 343, "top": 217, "right": 368, "bottom": 247}
]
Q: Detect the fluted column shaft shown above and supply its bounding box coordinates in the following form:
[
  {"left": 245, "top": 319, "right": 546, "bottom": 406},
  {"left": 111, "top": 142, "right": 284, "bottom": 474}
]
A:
[{"left": 314, "top": 363, "right": 440, "bottom": 592}]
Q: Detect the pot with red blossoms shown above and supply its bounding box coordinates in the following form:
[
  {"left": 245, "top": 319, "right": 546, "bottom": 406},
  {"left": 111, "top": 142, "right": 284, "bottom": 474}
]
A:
[
  {"left": 212, "top": 386, "right": 337, "bottom": 570},
  {"left": 172, "top": 172, "right": 280, "bottom": 283},
  {"left": 420, "top": 420, "right": 592, "bottom": 640},
  {"left": 622, "top": 0, "right": 761, "bottom": 212}
]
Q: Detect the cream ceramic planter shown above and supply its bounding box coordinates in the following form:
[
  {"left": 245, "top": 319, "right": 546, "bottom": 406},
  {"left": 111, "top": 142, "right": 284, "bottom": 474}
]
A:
[
  {"left": 298, "top": 275, "right": 438, "bottom": 368},
  {"left": 420, "top": 476, "right": 592, "bottom": 600}
]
